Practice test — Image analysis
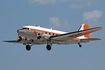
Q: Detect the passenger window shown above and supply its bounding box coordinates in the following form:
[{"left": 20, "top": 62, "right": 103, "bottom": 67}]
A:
[
  {"left": 38, "top": 34, "right": 40, "bottom": 35},
  {"left": 45, "top": 32, "right": 47, "bottom": 34}
]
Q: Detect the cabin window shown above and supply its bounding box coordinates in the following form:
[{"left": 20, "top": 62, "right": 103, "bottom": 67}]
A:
[
  {"left": 45, "top": 32, "right": 47, "bottom": 34},
  {"left": 38, "top": 33, "right": 40, "bottom": 35}
]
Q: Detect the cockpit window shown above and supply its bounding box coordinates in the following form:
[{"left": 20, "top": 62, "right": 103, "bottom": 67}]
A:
[{"left": 22, "top": 28, "right": 29, "bottom": 30}]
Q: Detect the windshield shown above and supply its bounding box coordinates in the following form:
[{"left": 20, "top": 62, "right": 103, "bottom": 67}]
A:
[{"left": 22, "top": 28, "right": 29, "bottom": 30}]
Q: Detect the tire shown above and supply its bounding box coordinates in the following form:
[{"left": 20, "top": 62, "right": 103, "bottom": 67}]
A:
[
  {"left": 46, "top": 45, "right": 51, "bottom": 51},
  {"left": 26, "top": 45, "right": 31, "bottom": 51}
]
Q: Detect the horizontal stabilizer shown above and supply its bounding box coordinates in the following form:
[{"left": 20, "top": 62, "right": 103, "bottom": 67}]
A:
[{"left": 80, "top": 38, "right": 101, "bottom": 42}]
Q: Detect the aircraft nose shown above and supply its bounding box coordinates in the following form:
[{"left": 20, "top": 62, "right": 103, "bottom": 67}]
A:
[
  {"left": 17, "top": 29, "right": 20, "bottom": 33},
  {"left": 17, "top": 29, "right": 24, "bottom": 36},
  {"left": 17, "top": 29, "right": 22, "bottom": 33},
  {"left": 17, "top": 30, "right": 19, "bottom": 32}
]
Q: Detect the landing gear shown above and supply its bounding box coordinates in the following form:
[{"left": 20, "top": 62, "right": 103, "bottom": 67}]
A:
[
  {"left": 78, "top": 43, "right": 82, "bottom": 47},
  {"left": 46, "top": 45, "right": 51, "bottom": 51},
  {"left": 26, "top": 45, "right": 31, "bottom": 51}
]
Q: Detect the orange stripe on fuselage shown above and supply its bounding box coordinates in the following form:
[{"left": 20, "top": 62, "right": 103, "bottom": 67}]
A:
[
  {"left": 19, "top": 29, "right": 60, "bottom": 35},
  {"left": 19, "top": 28, "right": 60, "bottom": 37},
  {"left": 29, "top": 28, "right": 61, "bottom": 35}
]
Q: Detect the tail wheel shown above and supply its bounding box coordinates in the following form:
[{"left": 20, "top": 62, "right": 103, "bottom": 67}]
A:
[
  {"left": 26, "top": 45, "right": 31, "bottom": 51},
  {"left": 46, "top": 45, "right": 51, "bottom": 51},
  {"left": 78, "top": 43, "right": 82, "bottom": 47}
]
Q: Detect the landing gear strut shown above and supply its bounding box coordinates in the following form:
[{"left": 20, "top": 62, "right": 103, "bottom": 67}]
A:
[
  {"left": 46, "top": 45, "right": 51, "bottom": 51},
  {"left": 78, "top": 43, "right": 82, "bottom": 47},
  {"left": 26, "top": 45, "right": 31, "bottom": 51}
]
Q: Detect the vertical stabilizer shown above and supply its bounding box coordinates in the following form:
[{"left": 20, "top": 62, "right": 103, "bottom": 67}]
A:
[{"left": 78, "top": 24, "right": 90, "bottom": 39}]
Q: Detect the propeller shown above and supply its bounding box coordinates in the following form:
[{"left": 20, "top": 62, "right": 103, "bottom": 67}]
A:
[{"left": 14, "top": 34, "right": 20, "bottom": 45}]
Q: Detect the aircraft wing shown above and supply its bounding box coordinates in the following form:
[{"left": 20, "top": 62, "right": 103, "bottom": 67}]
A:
[
  {"left": 3, "top": 40, "right": 21, "bottom": 43},
  {"left": 50, "top": 27, "right": 102, "bottom": 41}
]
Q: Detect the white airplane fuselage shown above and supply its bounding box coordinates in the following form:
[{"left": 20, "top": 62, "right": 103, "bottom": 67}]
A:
[
  {"left": 4, "top": 24, "right": 102, "bottom": 51},
  {"left": 17, "top": 26, "right": 67, "bottom": 44}
]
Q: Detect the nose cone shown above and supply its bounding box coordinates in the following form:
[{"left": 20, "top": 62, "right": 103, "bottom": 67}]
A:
[
  {"left": 17, "top": 29, "right": 29, "bottom": 36},
  {"left": 17, "top": 30, "right": 19, "bottom": 33},
  {"left": 17, "top": 29, "right": 23, "bottom": 34},
  {"left": 17, "top": 29, "right": 21, "bottom": 33}
]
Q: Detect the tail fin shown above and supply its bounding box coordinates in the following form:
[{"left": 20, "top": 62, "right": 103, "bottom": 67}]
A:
[{"left": 78, "top": 24, "right": 90, "bottom": 39}]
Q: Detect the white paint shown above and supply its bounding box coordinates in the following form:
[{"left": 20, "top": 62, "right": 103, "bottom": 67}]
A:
[{"left": 23, "top": 26, "right": 67, "bottom": 34}]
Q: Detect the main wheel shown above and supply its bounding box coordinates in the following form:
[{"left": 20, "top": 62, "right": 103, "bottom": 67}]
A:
[
  {"left": 46, "top": 45, "right": 51, "bottom": 51},
  {"left": 26, "top": 45, "right": 31, "bottom": 51}
]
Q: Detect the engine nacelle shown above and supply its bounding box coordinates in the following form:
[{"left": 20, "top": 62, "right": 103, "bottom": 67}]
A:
[{"left": 18, "top": 36, "right": 24, "bottom": 42}]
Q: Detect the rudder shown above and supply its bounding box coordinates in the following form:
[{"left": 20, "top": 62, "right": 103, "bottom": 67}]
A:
[{"left": 78, "top": 24, "right": 90, "bottom": 39}]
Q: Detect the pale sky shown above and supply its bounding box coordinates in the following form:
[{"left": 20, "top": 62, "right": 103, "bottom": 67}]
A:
[{"left": 0, "top": 0, "right": 105, "bottom": 70}]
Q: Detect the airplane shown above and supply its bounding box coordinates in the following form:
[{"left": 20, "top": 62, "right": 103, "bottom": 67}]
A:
[{"left": 3, "top": 24, "right": 102, "bottom": 51}]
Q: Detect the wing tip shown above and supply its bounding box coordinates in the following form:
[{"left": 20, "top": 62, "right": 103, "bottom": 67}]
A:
[
  {"left": 90, "top": 38, "right": 101, "bottom": 41},
  {"left": 3, "top": 41, "right": 8, "bottom": 42},
  {"left": 3, "top": 40, "right": 18, "bottom": 43}
]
